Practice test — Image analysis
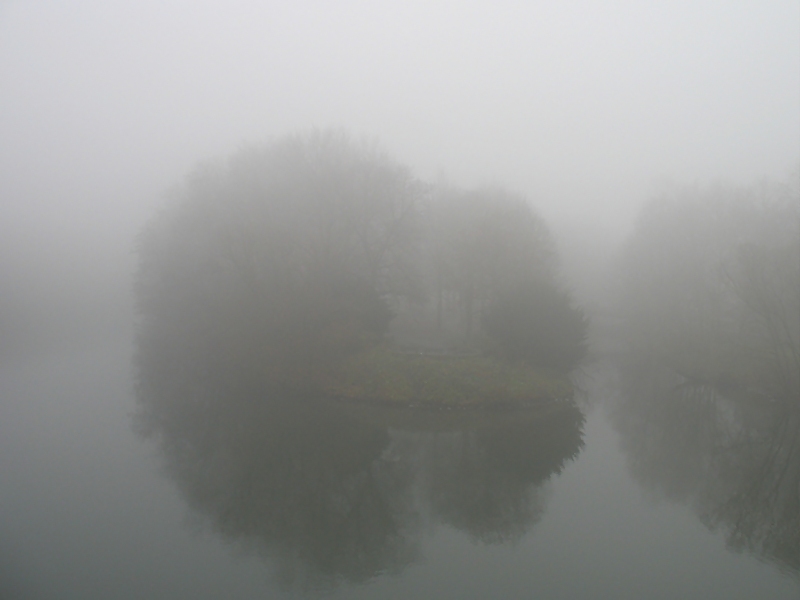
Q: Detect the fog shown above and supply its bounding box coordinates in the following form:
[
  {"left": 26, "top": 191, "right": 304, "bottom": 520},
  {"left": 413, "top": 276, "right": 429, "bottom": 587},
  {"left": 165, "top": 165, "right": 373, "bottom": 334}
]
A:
[
  {"left": 2, "top": 2, "right": 798, "bottom": 338},
  {"left": 1, "top": 1, "right": 798, "bottom": 598}
]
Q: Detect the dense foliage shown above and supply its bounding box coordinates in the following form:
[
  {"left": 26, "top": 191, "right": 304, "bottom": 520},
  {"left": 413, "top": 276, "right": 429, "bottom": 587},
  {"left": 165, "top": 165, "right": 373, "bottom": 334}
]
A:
[
  {"left": 135, "top": 130, "right": 588, "bottom": 404},
  {"left": 618, "top": 178, "right": 799, "bottom": 404},
  {"left": 135, "top": 132, "right": 420, "bottom": 383},
  {"left": 418, "top": 186, "right": 558, "bottom": 340}
]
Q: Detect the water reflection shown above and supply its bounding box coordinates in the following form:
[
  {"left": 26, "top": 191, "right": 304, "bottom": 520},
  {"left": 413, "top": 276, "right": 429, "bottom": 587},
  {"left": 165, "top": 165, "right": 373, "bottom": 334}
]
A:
[
  {"left": 134, "top": 359, "right": 584, "bottom": 588},
  {"left": 613, "top": 357, "right": 800, "bottom": 575},
  {"left": 418, "top": 406, "right": 583, "bottom": 544}
]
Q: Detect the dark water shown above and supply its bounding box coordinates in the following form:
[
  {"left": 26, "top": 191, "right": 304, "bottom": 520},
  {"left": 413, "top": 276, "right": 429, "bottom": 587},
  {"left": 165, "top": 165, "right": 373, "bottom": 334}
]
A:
[{"left": 1, "top": 341, "right": 798, "bottom": 599}]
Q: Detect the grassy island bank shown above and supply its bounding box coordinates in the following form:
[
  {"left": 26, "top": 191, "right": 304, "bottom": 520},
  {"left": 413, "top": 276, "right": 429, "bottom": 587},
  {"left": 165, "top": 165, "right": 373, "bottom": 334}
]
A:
[
  {"left": 319, "top": 346, "right": 573, "bottom": 408},
  {"left": 135, "top": 133, "right": 588, "bottom": 423}
]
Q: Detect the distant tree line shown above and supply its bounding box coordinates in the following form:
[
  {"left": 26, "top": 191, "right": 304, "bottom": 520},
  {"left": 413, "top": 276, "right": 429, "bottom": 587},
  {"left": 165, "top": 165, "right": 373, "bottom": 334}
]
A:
[
  {"left": 134, "top": 131, "right": 587, "bottom": 393},
  {"left": 617, "top": 176, "right": 800, "bottom": 404},
  {"left": 612, "top": 176, "right": 800, "bottom": 574}
]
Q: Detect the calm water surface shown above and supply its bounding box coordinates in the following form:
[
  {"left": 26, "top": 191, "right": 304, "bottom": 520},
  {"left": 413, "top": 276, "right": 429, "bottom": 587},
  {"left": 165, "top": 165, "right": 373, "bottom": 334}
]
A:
[{"left": 1, "top": 340, "right": 797, "bottom": 599}]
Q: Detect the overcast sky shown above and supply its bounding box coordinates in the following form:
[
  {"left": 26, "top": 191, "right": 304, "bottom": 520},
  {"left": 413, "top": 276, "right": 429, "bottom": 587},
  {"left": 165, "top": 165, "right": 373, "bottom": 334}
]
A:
[{"left": 1, "top": 0, "right": 798, "bottom": 274}]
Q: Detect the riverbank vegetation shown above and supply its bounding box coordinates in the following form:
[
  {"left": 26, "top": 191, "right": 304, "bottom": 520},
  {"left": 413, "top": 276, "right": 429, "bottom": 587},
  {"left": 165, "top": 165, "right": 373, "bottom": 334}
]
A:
[
  {"left": 134, "top": 131, "right": 587, "bottom": 409},
  {"left": 611, "top": 175, "right": 800, "bottom": 574},
  {"left": 617, "top": 176, "right": 799, "bottom": 405},
  {"left": 319, "top": 346, "right": 573, "bottom": 407}
]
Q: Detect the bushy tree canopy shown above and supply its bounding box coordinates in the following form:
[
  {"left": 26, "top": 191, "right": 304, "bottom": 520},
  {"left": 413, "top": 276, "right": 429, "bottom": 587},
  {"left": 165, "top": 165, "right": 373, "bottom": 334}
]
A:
[
  {"left": 135, "top": 130, "right": 589, "bottom": 392},
  {"left": 618, "top": 178, "right": 800, "bottom": 403},
  {"left": 414, "top": 185, "right": 560, "bottom": 342},
  {"left": 135, "top": 131, "right": 423, "bottom": 382}
]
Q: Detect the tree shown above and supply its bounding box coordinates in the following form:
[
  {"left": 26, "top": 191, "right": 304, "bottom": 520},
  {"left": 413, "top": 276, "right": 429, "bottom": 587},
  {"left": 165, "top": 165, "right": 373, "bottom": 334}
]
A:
[
  {"left": 418, "top": 185, "right": 558, "bottom": 342},
  {"left": 135, "top": 131, "right": 424, "bottom": 386},
  {"left": 618, "top": 177, "right": 799, "bottom": 402}
]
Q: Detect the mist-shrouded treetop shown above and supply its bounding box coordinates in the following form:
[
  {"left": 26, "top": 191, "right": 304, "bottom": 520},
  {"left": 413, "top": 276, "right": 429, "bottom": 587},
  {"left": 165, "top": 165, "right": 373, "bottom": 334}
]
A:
[
  {"left": 617, "top": 176, "right": 799, "bottom": 403},
  {"left": 395, "top": 183, "right": 587, "bottom": 366},
  {"left": 418, "top": 185, "right": 558, "bottom": 336},
  {"left": 135, "top": 129, "right": 589, "bottom": 393},
  {"left": 135, "top": 131, "right": 426, "bottom": 387}
]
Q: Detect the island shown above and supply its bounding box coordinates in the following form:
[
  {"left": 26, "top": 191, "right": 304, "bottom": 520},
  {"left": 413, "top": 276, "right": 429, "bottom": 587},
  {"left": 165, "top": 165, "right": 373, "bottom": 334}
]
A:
[{"left": 133, "top": 131, "right": 588, "bottom": 414}]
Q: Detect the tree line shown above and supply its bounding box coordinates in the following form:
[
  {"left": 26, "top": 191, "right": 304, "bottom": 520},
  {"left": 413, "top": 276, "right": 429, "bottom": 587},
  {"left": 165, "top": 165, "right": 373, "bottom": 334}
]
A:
[
  {"left": 612, "top": 175, "right": 800, "bottom": 573},
  {"left": 617, "top": 175, "right": 800, "bottom": 404},
  {"left": 134, "top": 130, "right": 587, "bottom": 393}
]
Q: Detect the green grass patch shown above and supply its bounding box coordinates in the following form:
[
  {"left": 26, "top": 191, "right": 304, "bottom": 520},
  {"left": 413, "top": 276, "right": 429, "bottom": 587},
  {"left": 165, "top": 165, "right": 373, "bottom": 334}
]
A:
[
  {"left": 332, "top": 397, "right": 577, "bottom": 432},
  {"left": 320, "top": 346, "right": 573, "bottom": 407}
]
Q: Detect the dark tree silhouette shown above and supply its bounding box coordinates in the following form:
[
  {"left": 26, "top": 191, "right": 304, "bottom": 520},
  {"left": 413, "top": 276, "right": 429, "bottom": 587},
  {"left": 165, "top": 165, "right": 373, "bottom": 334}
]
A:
[{"left": 135, "top": 131, "right": 423, "bottom": 389}]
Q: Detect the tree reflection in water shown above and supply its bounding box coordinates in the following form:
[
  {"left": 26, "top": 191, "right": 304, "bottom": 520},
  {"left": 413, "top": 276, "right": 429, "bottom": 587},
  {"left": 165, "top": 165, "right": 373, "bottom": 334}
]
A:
[
  {"left": 418, "top": 405, "right": 584, "bottom": 544},
  {"left": 613, "top": 358, "right": 800, "bottom": 576},
  {"left": 134, "top": 354, "right": 584, "bottom": 589}
]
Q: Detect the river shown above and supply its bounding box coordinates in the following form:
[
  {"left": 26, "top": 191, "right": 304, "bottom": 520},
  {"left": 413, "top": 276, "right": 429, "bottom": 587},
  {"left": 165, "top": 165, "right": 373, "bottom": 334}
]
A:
[{"left": 1, "top": 338, "right": 797, "bottom": 599}]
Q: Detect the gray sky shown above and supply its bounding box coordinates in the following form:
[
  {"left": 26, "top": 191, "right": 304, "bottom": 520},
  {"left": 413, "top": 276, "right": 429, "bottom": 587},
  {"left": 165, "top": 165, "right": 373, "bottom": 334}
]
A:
[{"left": 1, "top": 0, "right": 798, "bottom": 265}]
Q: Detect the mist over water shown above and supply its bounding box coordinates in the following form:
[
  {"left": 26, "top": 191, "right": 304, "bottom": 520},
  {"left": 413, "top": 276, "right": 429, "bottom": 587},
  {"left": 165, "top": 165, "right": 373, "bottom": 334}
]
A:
[{"left": 1, "top": 1, "right": 799, "bottom": 598}]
